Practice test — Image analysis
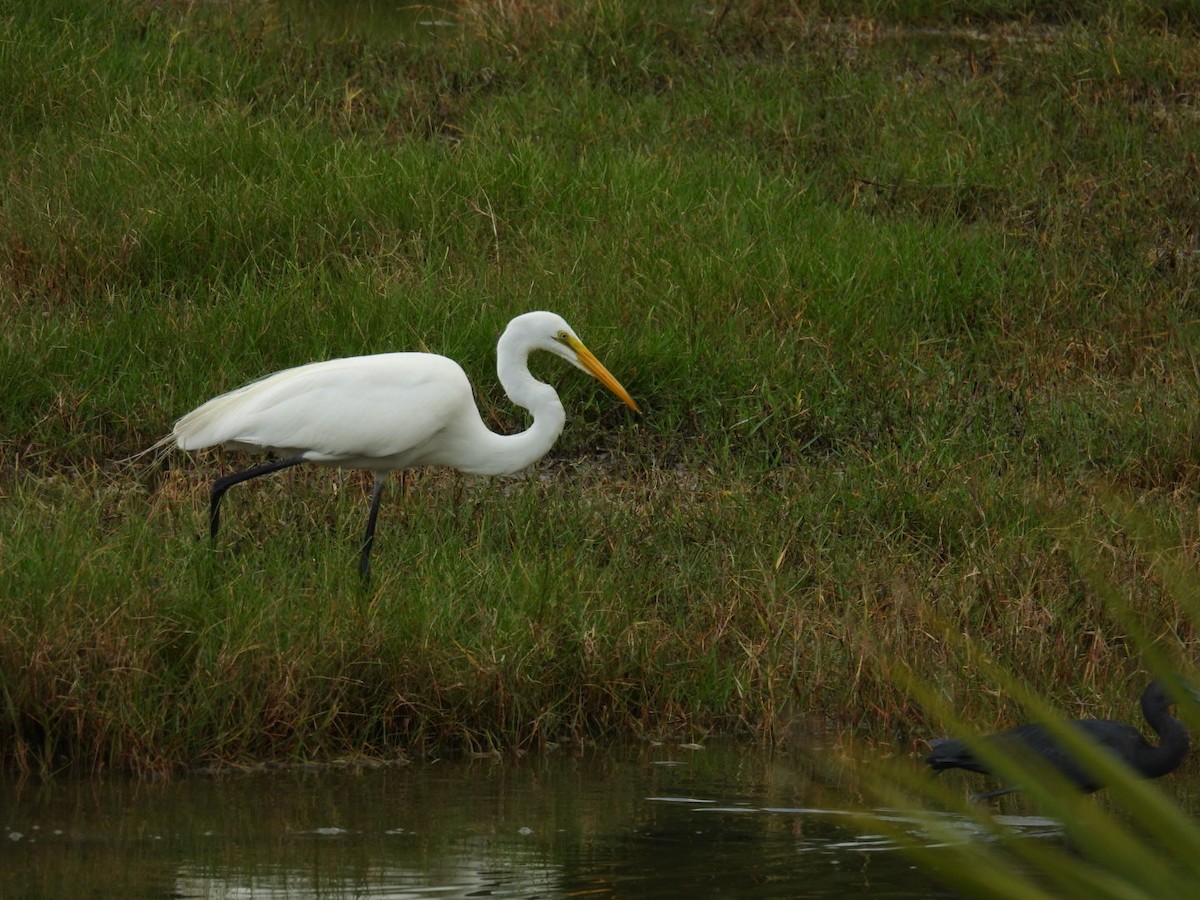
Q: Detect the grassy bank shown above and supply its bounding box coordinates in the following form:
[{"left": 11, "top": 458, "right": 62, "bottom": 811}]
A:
[{"left": 2, "top": 0, "right": 1200, "bottom": 774}]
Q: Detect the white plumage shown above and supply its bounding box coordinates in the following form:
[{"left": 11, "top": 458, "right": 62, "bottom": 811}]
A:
[{"left": 177, "top": 354, "right": 484, "bottom": 470}]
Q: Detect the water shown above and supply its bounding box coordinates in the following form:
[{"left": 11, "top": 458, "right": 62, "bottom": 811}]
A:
[{"left": 0, "top": 743, "right": 1082, "bottom": 899}]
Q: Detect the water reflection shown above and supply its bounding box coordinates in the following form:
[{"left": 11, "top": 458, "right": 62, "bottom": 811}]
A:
[{"left": 0, "top": 744, "right": 1074, "bottom": 898}]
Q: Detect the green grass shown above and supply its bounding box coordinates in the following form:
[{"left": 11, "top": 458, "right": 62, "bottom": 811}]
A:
[
  {"left": 2, "top": 0, "right": 1200, "bottom": 774},
  {"left": 845, "top": 502, "right": 1200, "bottom": 897}
]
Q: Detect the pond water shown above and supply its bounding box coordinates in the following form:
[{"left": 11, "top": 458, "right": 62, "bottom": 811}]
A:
[{"left": 0, "top": 742, "right": 1088, "bottom": 899}]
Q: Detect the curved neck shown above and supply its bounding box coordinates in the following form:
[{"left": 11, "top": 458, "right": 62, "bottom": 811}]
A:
[
  {"left": 1137, "top": 692, "right": 1190, "bottom": 778},
  {"left": 466, "top": 329, "right": 566, "bottom": 476}
]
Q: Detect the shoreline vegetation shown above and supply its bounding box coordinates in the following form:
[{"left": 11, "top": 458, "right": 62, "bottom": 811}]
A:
[{"left": 3, "top": 0, "right": 1200, "bottom": 777}]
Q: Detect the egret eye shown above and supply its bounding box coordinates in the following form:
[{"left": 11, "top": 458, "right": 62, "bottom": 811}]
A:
[{"left": 557, "top": 330, "right": 570, "bottom": 342}]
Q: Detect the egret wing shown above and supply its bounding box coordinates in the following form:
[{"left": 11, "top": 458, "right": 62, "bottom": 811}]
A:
[{"left": 175, "top": 354, "right": 477, "bottom": 466}]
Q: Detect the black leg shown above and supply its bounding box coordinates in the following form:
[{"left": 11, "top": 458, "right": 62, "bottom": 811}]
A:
[
  {"left": 209, "top": 455, "right": 306, "bottom": 540},
  {"left": 358, "top": 473, "right": 390, "bottom": 579}
]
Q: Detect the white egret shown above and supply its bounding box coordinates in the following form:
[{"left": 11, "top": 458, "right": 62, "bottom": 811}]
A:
[{"left": 169, "top": 311, "right": 640, "bottom": 577}]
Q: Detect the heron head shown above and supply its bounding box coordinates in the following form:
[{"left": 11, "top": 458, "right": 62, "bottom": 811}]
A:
[{"left": 507, "top": 311, "right": 640, "bottom": 413}]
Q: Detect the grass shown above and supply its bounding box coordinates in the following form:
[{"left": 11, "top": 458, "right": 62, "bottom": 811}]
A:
[
  {"left": 2, "top": 0, "right": 1200, "bottom": 775},
  {"left": 844, "top": 501, "right": 1200, "bottom": 897}
]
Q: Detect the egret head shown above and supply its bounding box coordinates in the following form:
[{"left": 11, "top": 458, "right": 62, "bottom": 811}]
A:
[{"left": 507, "top": 311, "right": 641, "bottom": 413}]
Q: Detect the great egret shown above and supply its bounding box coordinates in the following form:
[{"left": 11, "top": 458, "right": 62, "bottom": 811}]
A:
[
  {"left": 169, "top": 311, "right": 639, "bottom": 577},
  {"left": 926, "top": 679, "right": 1196, "bottom": 801}
]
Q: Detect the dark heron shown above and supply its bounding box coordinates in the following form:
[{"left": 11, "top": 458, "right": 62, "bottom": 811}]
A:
[{"left": 926, "top": 679, "right": 1196, "bottom": 801}]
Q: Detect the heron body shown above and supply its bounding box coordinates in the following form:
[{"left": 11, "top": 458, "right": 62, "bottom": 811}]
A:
[
  {"left": 177, "top": 353, "right": 553, "bottom": 474},
  {"left": 926, "top": 680, "right": 1193, "bottom": 800},
  {"left": 171, "top": 311, "right": 639, "bottom": 576}
]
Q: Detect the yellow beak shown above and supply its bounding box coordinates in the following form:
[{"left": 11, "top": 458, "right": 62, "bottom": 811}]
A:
[{"left": 566, "top": 336, "right": 641, "bottom": 413}]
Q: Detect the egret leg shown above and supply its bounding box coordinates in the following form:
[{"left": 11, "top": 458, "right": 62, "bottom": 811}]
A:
[
  {"left": 358, "top": 472, "right": 392, "bottom": 579},
  {"left": 209, "top": 455, "right": 306, "bottom": 540}
]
